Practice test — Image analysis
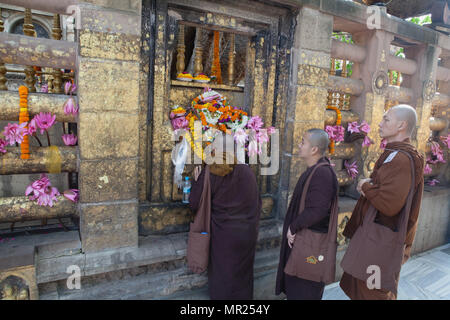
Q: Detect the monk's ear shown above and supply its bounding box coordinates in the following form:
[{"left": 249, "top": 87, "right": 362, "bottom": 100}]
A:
[
  {"left": 397, "top": 120, "right": 408, "bottom": 132},
  {"left": 311, "top": 145, "right": 319, "bottom": 156}
]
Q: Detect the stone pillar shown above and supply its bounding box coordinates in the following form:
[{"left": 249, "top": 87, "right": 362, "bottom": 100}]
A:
[
  {"left": 351, "top": 30, "right": 393, "bottom": 177},
  {"left": 77, "top": 4, "right": 140, "bottom": 252},
  {"left": 403, "top": 44, "right": 441, "bottom": 154},
  {"left": 278, "top": 7, "right": 333, "bottom": 217}
]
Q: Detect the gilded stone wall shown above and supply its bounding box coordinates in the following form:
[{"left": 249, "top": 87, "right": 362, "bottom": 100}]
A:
[{"left": 77, "top": 4, "right": 141, "bottom": 252}]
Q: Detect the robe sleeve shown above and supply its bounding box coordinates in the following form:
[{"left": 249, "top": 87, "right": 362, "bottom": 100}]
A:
[
  {"left": 361, "top": 152, "right": 412, "bottom": 217},
  {"left": 289, "top": 167, "right": 335, "bottom": 234},
  {"left": 187, "top": 167, "right": 206, "bottom": 212}
]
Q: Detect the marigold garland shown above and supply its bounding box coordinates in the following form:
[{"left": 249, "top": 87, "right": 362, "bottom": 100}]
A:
[
  {"left": 326, "top": 105, "right": 342, "bottom": 154},
  {"left": 211, "top": 31, "right": 222, "bottom": 84},
  {"left": 18, "top": 85, "right": 30, "bottom": 159}
]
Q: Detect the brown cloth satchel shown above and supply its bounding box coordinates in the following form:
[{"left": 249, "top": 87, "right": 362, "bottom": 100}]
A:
[
  {"left": 284, "top": 162, "right": 339, "bottom": 284},
  {"left": 187, "top": 165, "right": 211, "bottom": 274},
  {"left": 340, "top": 150, "right": 415, "bottom": 295}
]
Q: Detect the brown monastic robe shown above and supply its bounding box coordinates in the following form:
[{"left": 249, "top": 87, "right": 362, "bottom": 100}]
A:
[
  {"left": 340, "top": 138, "right": 424, "bottom": 300},
  {"left": 275, "top": 157, "right": 338, "bottom": 300},
  {"left": 188, "top": 164, "right": 262, "bottom": 300}
]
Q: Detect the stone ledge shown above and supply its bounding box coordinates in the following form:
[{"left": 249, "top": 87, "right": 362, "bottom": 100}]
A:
[{"left": 36, "top": 219, "right": 284, "bottom": 285}]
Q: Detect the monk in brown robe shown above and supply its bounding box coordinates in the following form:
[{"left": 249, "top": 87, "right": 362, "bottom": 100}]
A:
[
  {"left": 340, "top": 104, "right": 425, "bottom": 300},
  {"left": 276, "top": 129, "right": 338, "bottom": 300},
  {"left": 188, "top": 134, "right": 262, "bottom": 300}
]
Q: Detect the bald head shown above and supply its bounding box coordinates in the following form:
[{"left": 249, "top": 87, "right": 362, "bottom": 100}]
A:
[
  {"left": 306, "top": 128, "right": 330, "bottom": 155},
  {"left": 389, "top": 104, "right": 417, "bottom": 136}
]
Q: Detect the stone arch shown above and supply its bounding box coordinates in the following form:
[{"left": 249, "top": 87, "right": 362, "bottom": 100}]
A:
[{"left": 5, "top": 12, "right": 51, "bottom": 38}]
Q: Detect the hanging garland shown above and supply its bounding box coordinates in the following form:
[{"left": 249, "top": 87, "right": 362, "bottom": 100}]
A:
[
  {"left": 326, "top": 105, "right": 342, "bottom": 154},
  {"left": 211, "top": 31, "right": 223, "bottom": 84},
  {"left": 18, "top": 85, "right": 30, "bottom": 159}
]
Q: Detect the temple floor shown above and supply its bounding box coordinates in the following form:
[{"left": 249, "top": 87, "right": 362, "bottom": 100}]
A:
[{"left": 323, "top": 242, "right": 450, "bottom": 300}]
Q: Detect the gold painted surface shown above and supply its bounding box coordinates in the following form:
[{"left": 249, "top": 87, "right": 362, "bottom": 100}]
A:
[
  {"left": 337, "top": 212, "right": 352, "bottom": 246},
  {"left": 79, "top": 30, "right": 140, "bottom": 61},
  {"left": 0, "top": 266, "right": 38, "bottom": 300},
  {"left": 416, "top": 99, "right": 433, "bottom": 155},
  {"left": 23, "top": 9, "right": 36, "bottom": 93},
  {"left": 361, "top": 92, "right": 386, "bottom": 178},
  {"left": 78, "top": 58, "right": 140, "bottom": 113},
  {"left": 52, "top": 14, "right": 63, "bottom": 94}
]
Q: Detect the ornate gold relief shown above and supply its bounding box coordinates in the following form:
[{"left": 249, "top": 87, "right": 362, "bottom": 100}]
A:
[{"left": 0, "top": 266, "right": 38, "bottom": 300}]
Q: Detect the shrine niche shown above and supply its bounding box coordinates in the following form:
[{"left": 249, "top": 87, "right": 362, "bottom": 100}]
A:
[
  {"left": 0, "top": 268, "right": 38, "bottom": 300},
  {"left": 139, "top": 0, "right": 295, "bottom": 235}
]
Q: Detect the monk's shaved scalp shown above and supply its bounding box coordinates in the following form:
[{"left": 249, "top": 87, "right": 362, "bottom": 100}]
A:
[
  {"left": 306, "top": 128, "right": 330, "bottom": 155},
  {"left": 389, "top": 104, "right": 417, "bottom": 136}
]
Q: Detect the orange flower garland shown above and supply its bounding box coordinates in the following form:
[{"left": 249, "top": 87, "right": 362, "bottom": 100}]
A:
[
  {"left": 211, "top": 31, "right": 222, "bottom": 84},
  {"left": 18, "top": 85, "right": 30, "bottom": 159},
  {"left": 326, "top": 105, "right": 342, "bottom": 154}
]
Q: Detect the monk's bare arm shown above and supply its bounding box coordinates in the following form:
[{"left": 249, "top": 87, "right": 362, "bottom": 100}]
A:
[
  {"left": 361, "top": 154, "right": 412, "bottom": 217},
  {"left": 290, "top": 168, "right": 336, "bottom": 234},
  {"left": 188, "top": 167, "right": 206, "bottom": 212}
]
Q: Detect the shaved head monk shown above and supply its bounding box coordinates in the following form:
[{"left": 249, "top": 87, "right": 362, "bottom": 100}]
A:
[
  {"left": 275, "top": 128, "right": 338, "bottom": 300},
  {"left": 340, "top": 104, "right": 425, "bottom": 300}
]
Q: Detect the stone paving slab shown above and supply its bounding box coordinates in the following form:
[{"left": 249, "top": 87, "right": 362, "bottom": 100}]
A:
[{"left": 323, "top": 243, "right": 450, "bottom": 300}]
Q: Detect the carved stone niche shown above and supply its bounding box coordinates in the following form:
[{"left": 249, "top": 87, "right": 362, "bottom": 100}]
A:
[
  {"left": 0, "top": 245, "right": 38, "bottom": 300},
  {"left": 0, "top": 268, "right": 38, "bottom": 300}
]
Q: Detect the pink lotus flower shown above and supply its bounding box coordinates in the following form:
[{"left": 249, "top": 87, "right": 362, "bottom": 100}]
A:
[
  {"left": 362, "top": 135, "right": 373, "bottom": 147},
  {"left": 27, "top": 118, "right": 37, "bottom": 136},
  {"left": 247, "top": 116, "right": 263, "bottom": 131},
  {"left": 427, "top": 179, "right": 439, "bottom": 186},
  {"left": 63, "top": 97, "right": 79, "bottom": 116},
  {"left": 63, "top": 189, "right": 79, "bottom": 203},
  {"left": 25, "top": 174, "right": 60, "bottom": 207},
  {"left": 64, "top": 82, "right": 76, "bottom": 95},
  {"left": 171, "top": 116, "right": 189, "bottom": 130},
  {"left": 40, "top": 84, "right": 48, "bottom": 93},
  {"left": 426, "top": 156, "right": 438, "bottom": 165},
  {"left": 36, "top": 185, "right": 60, "bottom": 207},
  {"left": 248, "top": 139, "right": 258, "bottom": 157},
  {"left": 347, "top": 121, "right": 360, "bottom": 134},
  {"left": 233, "top": 128, "right": 248, "bottom": 145},
  {"left": 34, "top": 112, "right": 56, "bottom": 134},
  {"left": 0, "top": 138, "right": 7, "bottom": 153},
  {"left": 423, "top": 163, "right": 432, "bottom": 175},
  {"left": 325, "top": 125, "right": 336, "bottom": 140},
  {"left": 266, "top": 126, "right": 276, "bottom": 135},
  {"left": 325, "top": 125, "right": 344, "bottom": 142},
  {"left": 344, "top": 160, "right": 358, "bottom": 179},
  {"left": 440, "top": 134, "right": 450, "bottom": 149},
  {"left": 359, "top": 121, "right": 371, "bottom": 134},
  {"left": 62, "top": 133, "right": 78, "bottom": 146},
  {"left": 2, "top": 122, "right": 28, "bottom": 145},
  {"left": 380, "top": 138, "right": 387, "bottom": 149},
  {"left": 430, "top": 141, "right": 446, "bottom": 163},
  {"left": 25, "top": 174, "right": 51, "bottom": 201},
  {"left": 334, "top": 125, "right": 345, "bottom": 142},
  {"left": 64, "top": 82, "right": 71, "bottom": 95},
  {"left": 256, "top": 129, "right": 269, "bottom": 144}
]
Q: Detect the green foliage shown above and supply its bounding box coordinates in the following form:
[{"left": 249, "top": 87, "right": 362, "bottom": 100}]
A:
[{"left": 407, "top": 14, "right": 431, "bottom": 26}]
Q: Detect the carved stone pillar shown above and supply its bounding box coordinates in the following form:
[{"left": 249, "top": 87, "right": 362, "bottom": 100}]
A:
[
  {"left": 23, "top": 9, "right": 36, "bottom": 92},
  {"left": 351, "top": 30, "right": 393, "bottom": 177}
]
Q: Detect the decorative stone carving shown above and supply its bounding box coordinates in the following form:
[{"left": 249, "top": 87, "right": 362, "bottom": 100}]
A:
[
  {"left": 372, "top": 70, "right": 388, "bottom": 95},
  {"left": 422, "top": 79, "right": 436, "bottom": 102}
]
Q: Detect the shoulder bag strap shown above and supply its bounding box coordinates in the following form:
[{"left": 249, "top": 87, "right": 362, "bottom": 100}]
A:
[{"left": 298, "top": 162, "right": 330, "bottom": 214}]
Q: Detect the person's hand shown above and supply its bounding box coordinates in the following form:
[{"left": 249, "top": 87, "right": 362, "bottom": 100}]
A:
[
  {"left": 193, "top": 165, "right": 202, "bottom": 181},
  {"left": 357, "top": 178, "right": 371, "bottom": 197},
  {"left": 287, "top": 227, "right": 296, "bottom": 249}
]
